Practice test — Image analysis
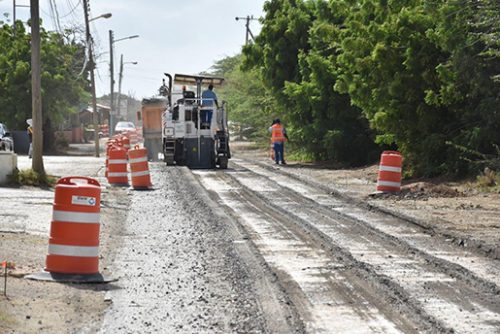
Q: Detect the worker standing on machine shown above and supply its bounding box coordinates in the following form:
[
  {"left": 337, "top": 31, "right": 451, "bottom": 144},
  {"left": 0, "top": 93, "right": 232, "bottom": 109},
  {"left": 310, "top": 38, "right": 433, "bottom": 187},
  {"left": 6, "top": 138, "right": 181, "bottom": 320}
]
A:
[
  {"left": 269, "top": 118, "right": 289, "bottom": 165},
  {"left": 201, "top": 84, "right": 219, "bottom": 128}
]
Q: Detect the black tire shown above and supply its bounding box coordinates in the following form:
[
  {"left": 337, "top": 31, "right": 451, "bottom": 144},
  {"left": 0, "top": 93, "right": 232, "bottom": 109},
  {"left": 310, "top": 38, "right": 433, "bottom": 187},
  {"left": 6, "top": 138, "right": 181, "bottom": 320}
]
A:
[{"left": 219, "top": 156, "right": 228, "bottom": 169}]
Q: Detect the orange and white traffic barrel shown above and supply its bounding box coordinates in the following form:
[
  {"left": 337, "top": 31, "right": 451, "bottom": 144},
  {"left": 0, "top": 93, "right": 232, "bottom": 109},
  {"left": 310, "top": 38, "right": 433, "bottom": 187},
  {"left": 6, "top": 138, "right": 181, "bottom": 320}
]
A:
[
  {"left": 107, "top": 146, "right": 128, "bottom": 185},
  {"left": 121, "top": 135, "right": 131, "bottom": 151},
  {"left": 376, "top": 151, "right": 403, "bottom": 192},
  {"left": 128, "top": 145, "right": 152, "bottom": 189},
  {"left": 45, "top": 177, "right": 101, "bottom": 274}
]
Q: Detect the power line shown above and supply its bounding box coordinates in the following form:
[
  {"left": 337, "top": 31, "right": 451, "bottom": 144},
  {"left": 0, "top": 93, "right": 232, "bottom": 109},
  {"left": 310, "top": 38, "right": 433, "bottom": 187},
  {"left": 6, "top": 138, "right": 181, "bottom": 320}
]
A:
[
  {"left": 60, "top": 0, "right": 82, "bottom": 19},
  {"left": 51, "top": 0, "right": 62, "bottom": 31}
]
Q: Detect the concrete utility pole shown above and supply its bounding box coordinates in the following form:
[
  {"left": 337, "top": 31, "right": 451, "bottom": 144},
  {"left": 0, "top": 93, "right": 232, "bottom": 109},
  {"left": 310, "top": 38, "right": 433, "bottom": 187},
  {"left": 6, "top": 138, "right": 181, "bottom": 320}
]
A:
[
  {"left": 108, "top": 31, "right": 139, "bottom": 135},
  {"left": 109, "top": 30, "right": 115, "bottom": 137},
  {"left": 30, "top": 0, "right": 44, "bottom": 174},
  {"left": 235, "top": 15, "right": 258, "bottom": 45},
  {"left": 83, "top": 0, "right": 100, "bottom": 157},
  {"left": 117, "top": 54, "right": 137, "bottom": 122},
  {"left": 117, "top": 54, "right": 123, "bottom": 121}
]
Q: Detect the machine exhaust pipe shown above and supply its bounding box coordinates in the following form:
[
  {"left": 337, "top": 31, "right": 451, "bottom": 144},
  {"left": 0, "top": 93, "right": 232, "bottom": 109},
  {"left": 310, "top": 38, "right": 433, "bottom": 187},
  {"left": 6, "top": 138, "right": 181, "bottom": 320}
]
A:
[{"left": 164, "top": 73, "right": 173, "bottom": 104}]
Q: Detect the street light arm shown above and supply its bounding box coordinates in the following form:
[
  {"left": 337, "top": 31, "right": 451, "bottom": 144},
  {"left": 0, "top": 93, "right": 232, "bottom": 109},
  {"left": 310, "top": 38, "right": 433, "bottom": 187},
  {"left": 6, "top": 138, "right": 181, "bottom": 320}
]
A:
[
  {"left": 114, "top": 35, "right": 139, "bottom": 43},
  {"left": 89, "top": 13, "right": 112, "bottom": 22}
]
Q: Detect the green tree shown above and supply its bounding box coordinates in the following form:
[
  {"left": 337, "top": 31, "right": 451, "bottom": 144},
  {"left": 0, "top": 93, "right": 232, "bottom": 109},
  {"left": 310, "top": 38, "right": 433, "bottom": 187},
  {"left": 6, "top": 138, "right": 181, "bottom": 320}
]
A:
[
  {"left": 243, "top": 0, "right": 377, "bottom": 165},
  {"left": 335, "top": 0, "right": 499, "bottom": 175},
  {"left": 282, "top": 0, "right": 378, "bottom": 164},
  {"left": 424, "top": 0, "right": 500, "bottom": 172},
  {"left": 0, "top": 21, "right": 89, "bottom": 152}
]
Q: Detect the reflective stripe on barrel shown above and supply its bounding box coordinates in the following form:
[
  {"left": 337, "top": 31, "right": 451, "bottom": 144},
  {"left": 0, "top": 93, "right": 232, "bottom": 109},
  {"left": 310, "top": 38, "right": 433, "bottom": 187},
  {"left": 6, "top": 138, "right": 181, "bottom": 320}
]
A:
[
  {"left": 48, "top": 244, "right": 99, "bottom": 257},
  {"left": 53, "top": 210, "right": 100, "bottom": 224},
  {"left": 379, "top": 165, "right": 402, "bottom": 173},
  {"left": 131, "top": 170, "right": 150, "bottom": 177},
  {"left": 108, "top": 172, "right": 129, "bottom": 177},
  {"left": 377, "top": 180, "right": 401, "bottom": 188},
  {"left": 129, "top": 156, "right": 148, "bottom": 164},
  {"left": 108, "top": 159, "right": 128, "bottom": 164}
]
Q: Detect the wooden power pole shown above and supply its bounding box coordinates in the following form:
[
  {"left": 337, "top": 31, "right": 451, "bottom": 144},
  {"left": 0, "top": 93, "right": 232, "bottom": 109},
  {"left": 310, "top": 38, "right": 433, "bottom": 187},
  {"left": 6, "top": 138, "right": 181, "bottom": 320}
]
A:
[
  {"left": 30, "top": 0, "right": 45, "bottom": 174},
  {"left": 235, "top": 15, "right": 258, "bottom": 45},
  {"left": 83, "top": 0, "right": 100, "bottom": 157}
]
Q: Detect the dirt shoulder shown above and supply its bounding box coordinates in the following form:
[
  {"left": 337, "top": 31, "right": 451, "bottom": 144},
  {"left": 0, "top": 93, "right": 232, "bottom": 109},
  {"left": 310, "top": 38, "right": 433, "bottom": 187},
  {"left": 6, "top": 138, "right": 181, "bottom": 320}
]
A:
[
  {"left": 234, "top": 141, "right": 500, "bottom": 260},
  {"left": 0, "top": 185, "right": 127, "bottom": 334},
  {"left": 0, "top": 155, "right": 125, "bottom": 334}
]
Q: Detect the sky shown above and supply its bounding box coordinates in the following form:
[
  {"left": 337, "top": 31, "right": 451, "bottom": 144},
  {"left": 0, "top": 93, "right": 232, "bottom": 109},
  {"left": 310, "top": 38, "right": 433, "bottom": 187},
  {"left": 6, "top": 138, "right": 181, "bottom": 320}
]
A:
[{"left": 0, "top": 0, "right": 265, "bottom": 99}]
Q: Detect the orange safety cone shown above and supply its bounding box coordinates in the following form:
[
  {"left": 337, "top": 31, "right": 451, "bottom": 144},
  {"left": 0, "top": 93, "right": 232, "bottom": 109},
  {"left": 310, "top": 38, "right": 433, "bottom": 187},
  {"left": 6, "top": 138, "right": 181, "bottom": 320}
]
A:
[
  {"left": 128, "top": 145, "right": 152, "bottom": 189},
  {"left": 107, "top": 146, "right": 129, "bottom": 185},
  {"left": 376, "top": 151, "right": 403, "bottom": 192},
  {"left": 46, "top": 177, "right": 101, "bottom": 274},
  {"left": 26, "top": 177, "right": 114, "bottom": 283}
]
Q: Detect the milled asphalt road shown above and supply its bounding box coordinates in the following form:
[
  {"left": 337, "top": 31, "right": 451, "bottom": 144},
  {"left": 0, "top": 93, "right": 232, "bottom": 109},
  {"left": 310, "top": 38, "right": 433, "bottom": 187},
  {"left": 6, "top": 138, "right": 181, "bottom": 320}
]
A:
[
  {"left": 1, "top": 153, "right": 300, "bottom": 333},
  {"left": 99, "top": 164, "right": 268, "bottom": 333}
]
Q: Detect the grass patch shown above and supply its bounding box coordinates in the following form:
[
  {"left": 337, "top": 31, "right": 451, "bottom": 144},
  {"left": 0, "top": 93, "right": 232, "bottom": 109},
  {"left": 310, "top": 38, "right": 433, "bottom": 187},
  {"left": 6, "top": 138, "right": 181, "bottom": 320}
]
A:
[
  {"left": 286, "top": 149, "right": 315, "bottom": 163},
  {"left": 474, "top": 168, "right": 500, "bottom": 192},
  {"left": 7, "top": 168, "right": 58, "bottom": 188}
]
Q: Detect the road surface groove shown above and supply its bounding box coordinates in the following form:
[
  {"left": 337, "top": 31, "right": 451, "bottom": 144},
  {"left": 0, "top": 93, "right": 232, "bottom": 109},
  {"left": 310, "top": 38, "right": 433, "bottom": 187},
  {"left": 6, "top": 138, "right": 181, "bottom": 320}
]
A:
[
  {"left": 194, "top": 160, "right": 500, "bottom": 333},
  {"left": 196, "top": 171, "right": 421, "bottom": 333},
  {"left": 99, "top": 164, "right": 272, "bottom": 333},
  {"left": 239, "top": 159, "right": 500, "bottom": 291}
]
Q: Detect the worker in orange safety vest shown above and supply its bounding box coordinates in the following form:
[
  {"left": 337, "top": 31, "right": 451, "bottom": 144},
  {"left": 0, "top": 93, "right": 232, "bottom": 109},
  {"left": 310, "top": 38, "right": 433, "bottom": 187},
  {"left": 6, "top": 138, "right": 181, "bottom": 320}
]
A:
[{"left": 269, "top": 118, "right": 289, "bottom": 165}]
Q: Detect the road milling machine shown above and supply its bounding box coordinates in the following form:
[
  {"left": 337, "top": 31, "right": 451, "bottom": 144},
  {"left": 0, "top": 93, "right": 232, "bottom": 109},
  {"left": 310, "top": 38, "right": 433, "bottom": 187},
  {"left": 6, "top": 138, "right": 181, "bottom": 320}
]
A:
[{"left": 161, "top": 73, "right": 230, "bottom": 169}]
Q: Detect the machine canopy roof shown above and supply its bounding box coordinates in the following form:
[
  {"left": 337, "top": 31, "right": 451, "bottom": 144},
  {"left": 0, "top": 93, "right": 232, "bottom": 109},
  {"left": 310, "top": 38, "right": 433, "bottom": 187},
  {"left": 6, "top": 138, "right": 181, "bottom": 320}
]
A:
[{"left": 173, "top": 74, "right": 224, "bottom": 87}]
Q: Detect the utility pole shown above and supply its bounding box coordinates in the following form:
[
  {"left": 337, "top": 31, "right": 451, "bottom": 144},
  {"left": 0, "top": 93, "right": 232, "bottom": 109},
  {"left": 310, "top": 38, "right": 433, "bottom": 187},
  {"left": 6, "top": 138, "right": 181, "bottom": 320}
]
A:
[
  {"left": 30, "top": 0, "right": 44, "bottom": 174},
  {"left": 109, "top": 30, "right": 115, "bottom": 137},
  {"left": 117, "top": 54, "right": 123, "bottom": 122},
  {"left": 83, "top": 0, "right": 100, "bottom": 157},
  {"left": 116, "top": 55, "right": 137, "bottom": 122},
  {"left": 13, "top": 0, "right": 30, "bottom": 37},
  {"left": 235, "top": 15, "right": 258, "bottom": 45},
  {"left": 108, "top": 32, "right": 138, "bottom": 134}
]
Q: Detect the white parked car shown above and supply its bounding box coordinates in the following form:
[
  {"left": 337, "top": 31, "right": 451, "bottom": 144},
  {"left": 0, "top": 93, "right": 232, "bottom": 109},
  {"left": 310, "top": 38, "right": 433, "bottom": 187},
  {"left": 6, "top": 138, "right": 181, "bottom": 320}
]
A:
[{"left": 114, "top": 121, "right": 136, "bottom": 134}]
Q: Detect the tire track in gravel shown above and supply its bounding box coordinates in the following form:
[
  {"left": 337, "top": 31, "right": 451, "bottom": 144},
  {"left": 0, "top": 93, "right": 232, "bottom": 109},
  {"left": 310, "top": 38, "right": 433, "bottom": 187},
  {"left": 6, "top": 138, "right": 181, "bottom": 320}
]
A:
[
  {"left": 243, "top": 159, "right": 500, "bottom": 287},
  {"left": 195, "top": 170, "right": 421, "bottom": 334},
  {"left": 99, "top": 164, "right": 276, "bottom": 333},
  {"left": 196, "top": 162, "right": 500, "bottom": 333}
]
